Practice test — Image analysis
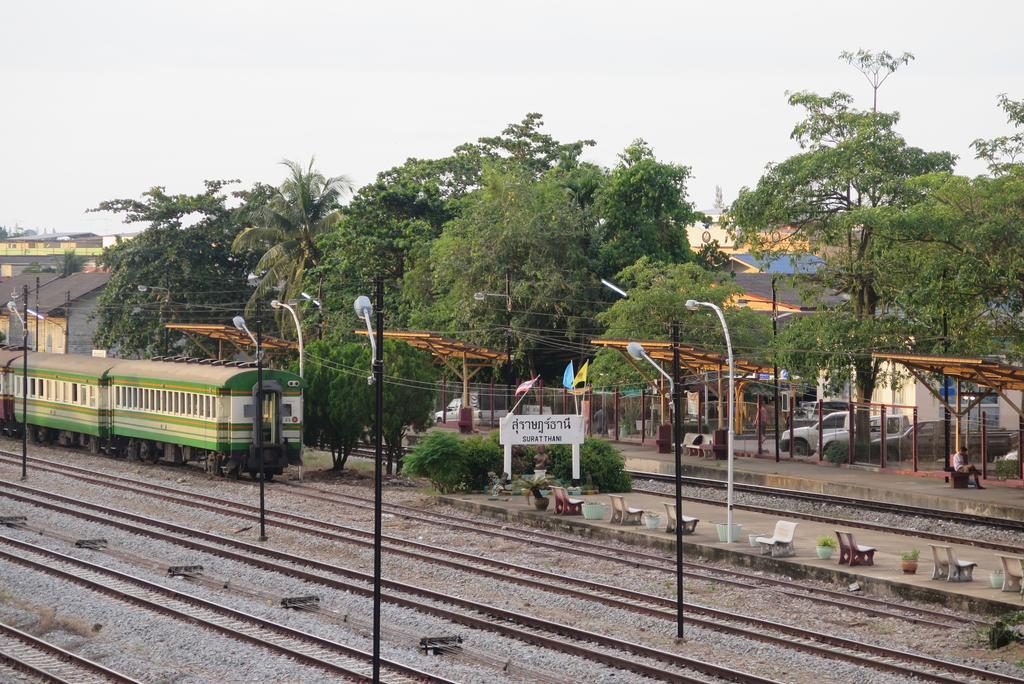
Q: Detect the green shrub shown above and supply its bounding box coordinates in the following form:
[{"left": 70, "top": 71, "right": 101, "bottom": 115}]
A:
[
  {"left": 401, "top": 432, "right": 468, "bottom": 493},
  {"left": 987, "top": 611, "right": 1024, "bottom": 649},
  {"left": 548, "top": 438, "right": 632, "bottom": 492},
  {"left": 460, "top": 434, "right": 503, "bottom": 491},
  {"left": 995, "top": 458, "right": 1019, "bottom": 480},
  {"left": 823, "top": 441, "right": 848, "bottom": 466},
  {"left": 403, "top": 431, "right": 506, "bottom": 493},
  {"left": 900, "top": 549, "right": 920, "bottom": 561}
]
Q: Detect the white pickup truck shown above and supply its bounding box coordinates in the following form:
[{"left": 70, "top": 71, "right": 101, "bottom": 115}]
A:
[
  {"left": 435, "top": 397, "right": 518, "bottom": 424},
  {"left": 780, "top": 411, "right": 910, "bottom": 456}
]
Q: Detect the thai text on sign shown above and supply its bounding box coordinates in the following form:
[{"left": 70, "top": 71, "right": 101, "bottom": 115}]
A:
[{"left": 500, "top": 415, "right": 584, "bottom": 445}]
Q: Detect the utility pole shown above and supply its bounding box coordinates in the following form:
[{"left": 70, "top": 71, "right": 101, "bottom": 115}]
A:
[
  {"left": 21, "top": 285, "right": 28, "bottom": 480},
  {"left": 671, "top": 321, "right": 685, "bottom": 639},
  {"left": 942, "top": 311, "right": 950, "bottom": 469},
  {"left": 505, "top": 270, "right": 513, "bottom": 417},
  {"left": 256, "top": 299, "right": 266, "bottom": 542},
  {"left": 34, "top": 277, "right": 40, "bottom": 352},
  {"left": 64, "top": 291, "right": 70, "bottom": 354},
  {"left": 372, "top": 276, "right": 384, "bottom": 683},
  {"left": 772, "top": 277, "right": 780, "bottom": 463}
]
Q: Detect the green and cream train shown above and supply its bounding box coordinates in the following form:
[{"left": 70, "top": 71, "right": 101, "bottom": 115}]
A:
[{"left": 0, "top": 348, "right": 302, "bottom": 479}]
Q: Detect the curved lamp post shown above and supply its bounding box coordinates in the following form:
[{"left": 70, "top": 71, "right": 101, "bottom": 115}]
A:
[
  {"left": 354, "top": 285, "right": 384, "bottom": 682},
  {"left": 232, "top": 313, "right": 267, "bottom": 542},
  {"left": 685, "top": 299, "right": 735, "bottom": 542},
  {"left": 271, "top": 296, "right": 321, "bottom": 380}
]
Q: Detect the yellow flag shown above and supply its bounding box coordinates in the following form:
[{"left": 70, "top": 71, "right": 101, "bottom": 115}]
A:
[{"left": 572, "top": 360, "right": 589, "bottom": 387}]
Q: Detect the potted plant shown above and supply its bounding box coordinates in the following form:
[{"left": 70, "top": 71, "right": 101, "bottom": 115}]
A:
[
  {"left": 816, "top": 535, "right": 838, "bottom": 560},
  {"left": 513, "top": 476, "right": 557, "bottom": 511},
  {"left": 900, "top": 549, "right": 920, "bottom": 574},
  {"left": 581, "top": 501, "right": 605, "bottom": 520},
  {"left": 643, "top": 511, "right": 662, "bottom": 530}
]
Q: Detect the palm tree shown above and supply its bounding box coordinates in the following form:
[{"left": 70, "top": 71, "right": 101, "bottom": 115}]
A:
[
  {"left": 57, "top": 250, "right": 87, "bottom": 276},
  {"left": 233, "top": 158, "right": 351, "bottom": 307}
]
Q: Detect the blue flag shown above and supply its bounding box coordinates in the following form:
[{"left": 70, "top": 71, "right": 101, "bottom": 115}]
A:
[{"left": 562, "top": 360, "right": 575, "bottom": 389}]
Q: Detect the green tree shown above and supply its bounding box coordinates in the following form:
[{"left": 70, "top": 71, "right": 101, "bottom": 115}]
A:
[
  {"left": 591, "top": 257, "right": 769, "bottom": 387},
  {"left": 730, "top": 90, "right": 954, "bottom": 403},
  {"left": 380, "top": 340, "right": 438, "bottom": 474},
  {"left": 90, "top": 180, "right": 262, "bottom": 357},
  {"left": 411, "top": 167, "right": 599, "bottom": 375},
  {"left": 57, "top": 250, "right": 86, "bottom": 276},
  {"left": 300, "top": 340, "right": 372, "bottom": 471},
  {"left": 594, "top": 140, "right": 698, "bottom": 276},
  {"left": 233, "top": 159, "right": 351, "bottom": 310},
  {"left": 839, "top": 49, "right": 914, "bottom": 112}
]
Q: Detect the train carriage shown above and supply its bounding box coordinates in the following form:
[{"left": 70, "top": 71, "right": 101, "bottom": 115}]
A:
[{"left": 0, "top": 348, "right": 302, "bottom": 478}]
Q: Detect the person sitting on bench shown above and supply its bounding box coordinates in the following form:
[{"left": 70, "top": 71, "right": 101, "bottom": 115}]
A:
[{"left": 952, "top": 447, "right": 984, "bottom": 489}]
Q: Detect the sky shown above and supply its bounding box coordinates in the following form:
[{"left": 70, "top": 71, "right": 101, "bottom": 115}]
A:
[{"left": 1, "top": 0, "right": 1021, "bottom": 234}]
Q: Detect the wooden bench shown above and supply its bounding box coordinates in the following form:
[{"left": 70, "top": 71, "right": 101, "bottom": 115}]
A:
[
  {"left": 930, "top": 544, "right": 977, "bottom": 582},
  {"left": 995, "top": 554, "right": 1024, "bottom": 592},
  {"left": 755, "top": 521, "right": 798, "bottom": 557},
  {"left": 836, "top": 530, "right": 875, "bottom": 566},
  {"left": 944, "top": 467, "right": 970, "bottom": 488},
  {"left": 551, "top": 486, "right": 583, "bottom": 516},
  {"left": 608, "top": 495, "right": 643, "bottom": 525},
  {"left": 662, "top": 502, "right": 698, "bottom": 534}
]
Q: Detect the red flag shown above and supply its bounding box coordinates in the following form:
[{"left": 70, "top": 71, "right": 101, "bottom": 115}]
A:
[{"left": 514, "top": 376, "right": 539, "bottom": 396}]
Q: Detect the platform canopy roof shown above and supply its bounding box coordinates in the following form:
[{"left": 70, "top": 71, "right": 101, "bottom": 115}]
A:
[
  {"left": 873, "top": 352, "right": 1024, "bottom": 392},
  {"left": 590, "top": 338, "right": 772, "bottom": 375},
  {"left": 165, "top": 323, "right": 297, "bottom": 355},
  {"left": 354, "top": 329, "right": 505, "bottom": 366}
]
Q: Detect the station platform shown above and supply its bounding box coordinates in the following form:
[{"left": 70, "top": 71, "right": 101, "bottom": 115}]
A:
[
  {"left": 614, "top": 438, "right": 1024, "bottom": 522},
  {"left": 440, "top": 489, "right": 1024, "bottom": 617}
]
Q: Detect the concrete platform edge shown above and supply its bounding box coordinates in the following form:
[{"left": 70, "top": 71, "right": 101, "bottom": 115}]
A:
[
  {"left": 439, "top": 495, "right": 1020, "bottom": 618},
  {"left": 630, "top": 459, "right": 1024, "bottom": 523}
]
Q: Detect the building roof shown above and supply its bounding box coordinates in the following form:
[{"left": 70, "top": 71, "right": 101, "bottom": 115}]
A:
[
  {"left": 0, "top": 273, "right": 62, "bottom": 304},
  {"left": 0, "top": 232, "right": 99, "bottom": 243},
  {"left": 32, "top": 272, "right": 111, "bottom": 315},
  {"left": 873, "top": 352, "right": 1024, "bottom": 393},
  {"left": 730, "top": 273, "right": 846, "bottom": 311},
  {"left": 729, "top": 253, "right": 824, "bottom": 275},
  {"left": 590, "top": 338, "right": 772, "bottom": 375}
]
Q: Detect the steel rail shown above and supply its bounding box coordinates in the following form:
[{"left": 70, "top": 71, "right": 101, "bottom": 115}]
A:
[
  {"left": 0, "top": 481, "right": 764, "bottom": 684},
  {"left": 0, "top": 451, "right": 982, "bottom": 630},
  {"left": 0, "top": 474, "right": 1013, "bottom": 683},
  {"left": 628, "top": 470, "right": 1024, "bottom": 535},
  {"left": 0, "top": 620, "right": 141, "bottom": 684},
  {"left": 0, "top": 535, "right": 445, "bottom": 684}
]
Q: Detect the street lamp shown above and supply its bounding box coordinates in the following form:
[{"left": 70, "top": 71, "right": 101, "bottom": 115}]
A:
[
  {"left": 232, "top": 312, "right": 267, "bottom": 542},
  {"left": 355, "top": 282, "right": 384, "bottom": 683},
  {"left": 271, "top": 298, "right": 321, "bottom": 380},
  {"left": 7, "top": 287, "right": 28, "bottom": 480},
  {"left": 685, "top": 299, "right": 736, "bottom": 544},
  {"left": 603, "top": 279, "right": 685, "bottom": 639}
]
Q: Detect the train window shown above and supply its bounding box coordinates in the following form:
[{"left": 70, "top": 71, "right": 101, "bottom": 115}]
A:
[
  {"left": 71, "top": 383, "right": 78, "bottom": 404},
  {"left": 115, "top": 386, "right": 121, "bottom": 408}
]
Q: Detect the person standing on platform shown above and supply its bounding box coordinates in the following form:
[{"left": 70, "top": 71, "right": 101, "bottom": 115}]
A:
[{"left": 952, "top": 447, "right": 984, "bottom": 489}]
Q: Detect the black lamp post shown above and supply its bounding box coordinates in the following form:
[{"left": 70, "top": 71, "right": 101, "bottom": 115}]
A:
[
  {"left": 355, "top": 279, "right": 384, "bottom": 683},
  {"left": 7, "top": 286, "right": 29, "bottom": 479},
  {"left": 233, "top": 306, "right": 267, "bottom": 542}
]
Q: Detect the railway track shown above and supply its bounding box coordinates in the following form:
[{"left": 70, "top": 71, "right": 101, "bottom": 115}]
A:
[
  {"left": 1, "top": 460, "right": 1018, "bottom": 682},
  {"left": 0, "top": 479, "right": 766, "bottom": 684},
  {"left": 0, "top": 534, "right": 443, "bottom": 684},
  {"left": 627, "top": 471, "right": 1024, "bottom": 552},
  {"left": 1, "top": 451, "right": 986, "bottom": 630},
  {"left": 0, "top": 621, "right": 140, "bottom": 684}
]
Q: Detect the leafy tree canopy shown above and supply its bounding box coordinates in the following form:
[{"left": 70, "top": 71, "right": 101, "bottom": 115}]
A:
[
  {"left": 91, "top": 180, "right": 263, "bottom": 357},
  {"left": 591, "top": 258, "right": 769, "bottom": 388},
  {"left": 594, "top": 139, "right": 698, "bottom": 276},
  {"left": 731, "top": 89, "right": 954, "bottom": 400}
]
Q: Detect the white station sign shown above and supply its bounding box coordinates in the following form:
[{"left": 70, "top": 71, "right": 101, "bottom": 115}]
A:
[
  {"left": 500, "top": 415, "right": 585, "bottom": 445},
  {"left": 499, "top": 414, "right": 585, "bottom": 482}
]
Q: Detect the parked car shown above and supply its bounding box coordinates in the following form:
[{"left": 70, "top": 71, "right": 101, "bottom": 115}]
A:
[
  {"left": 434, "top": 396, "right": 511, "bottom": 424},
  {"left": 797, "top": 400, "right": 850, "bottom": 420},
  {"left": 780, "top": 411, "right": 910, "bottom": 456}
]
